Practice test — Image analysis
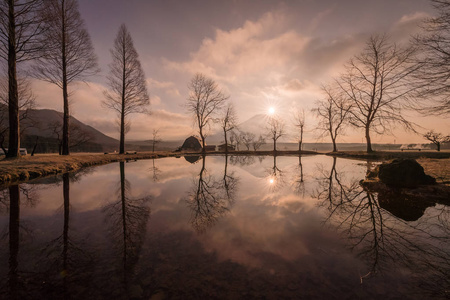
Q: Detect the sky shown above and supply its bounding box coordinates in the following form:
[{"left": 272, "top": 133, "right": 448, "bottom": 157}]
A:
[{"left": 29, "top": 0, "right": 449, "bottom": 144}]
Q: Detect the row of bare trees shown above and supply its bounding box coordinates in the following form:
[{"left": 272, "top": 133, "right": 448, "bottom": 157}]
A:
[
  {"left": 1, "top": 0, "right": 150, "bottom": 158},
  {"left": 187, "top": 73, "right": 309, "bottom": 153},
  {"left": 315, "top": 0, "right": 450, "bottom": 153}
]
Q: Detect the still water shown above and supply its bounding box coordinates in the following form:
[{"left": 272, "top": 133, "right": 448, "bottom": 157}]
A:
[{"left": 0, "top": 155, "right": 448, "bottom": 299}]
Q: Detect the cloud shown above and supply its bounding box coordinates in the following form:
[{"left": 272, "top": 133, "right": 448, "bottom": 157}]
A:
[{"left": 164, "top": 11, "right": 310, "bottom": 82}]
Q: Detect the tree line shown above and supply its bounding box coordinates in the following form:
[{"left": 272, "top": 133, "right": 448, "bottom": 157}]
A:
[
  {"left": 187, "top": 0, "right": 450, "bottom": 153},
  {"left": 0, "top": 0, "right": 149, "bottom": 158}
]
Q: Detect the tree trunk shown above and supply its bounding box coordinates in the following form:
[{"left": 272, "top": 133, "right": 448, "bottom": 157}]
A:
[
  {"left": 365, "top": 125, "right": 373, "bottom": 153},
  {"left": 331, "top": 137, "right": 337, "bottom": 152},
  {"left": 224, "top": 129, "right": 228, "bottom": 154},
  {"left": 273, "top": 137, "right": 277, "bottom": 152},
  {"left": 6, "top": 0, "right": 20, "bottom": 158},
  {"left": 120, "top": 109, "right": 125, "bottom": 154},
  {"left": 437, "top": 142, "right": 441, "bottom": 152},
  {"left": 61, "top": 0, "right": 70, "bottom": 155},
  {"left": 298, "top": 126, "right": 303, "bottom": 152},
  {"left": 200, "top": 129, "right": 206, "bottom": 154},
  {"left": 120, "top": 35, "right": 126, "bottom": 155},
  {"left": 31, "top": 136, "right": 39, "bottom": 156}
]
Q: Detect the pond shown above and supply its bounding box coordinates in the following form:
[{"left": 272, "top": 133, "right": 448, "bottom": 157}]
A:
[{"left": 0, "top": 155, "right": 448, "bottom": 299}]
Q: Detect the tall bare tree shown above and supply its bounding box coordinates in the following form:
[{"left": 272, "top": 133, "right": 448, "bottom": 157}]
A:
[
  {"left": 187, "top": 73, "right": 228, "bottom": 153},
  {"left": 338, "top": 35, "right": 418, "bottom": 153},
  {"left": 267, "top": 117, "right": 285, "bottom": 152},
  {"left": 218, "top": 103, "right": 237, "bottom": 153},
  {"left": 0, "top": 0, "right": 46, "bottom": 158},
  {"left": 292, "top": 108, "right": 306, "bottom": 152},
  {"left": 32, "top": 0, "right": 98, "bottom": 155},
  {"left": 103, "top": 24, "right": 149, "bottom": 154},
  {"left": 313, "top": 84, "right": 352, "bottom": 152},
  {"left": 413, "top": 0, "right": 450, "bottom": 115},
  {"left": 423, "top": 130, "right": 450, "bottom": 151}
]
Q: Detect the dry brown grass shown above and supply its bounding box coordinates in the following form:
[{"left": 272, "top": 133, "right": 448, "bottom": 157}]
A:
[
  {"left": 417, "top": 158, "right": 450, "bottom": 185},
  {"left": 0, "top": 151, "right": 175, "bottom": 185}
]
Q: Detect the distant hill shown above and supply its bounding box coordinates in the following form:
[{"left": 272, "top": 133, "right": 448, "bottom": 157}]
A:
[
  {"left": 0, "top": 105, "right": 119, "bottom": 153},
  {"left": 23, "top": 108, "right": 118, "bottom": 148}
]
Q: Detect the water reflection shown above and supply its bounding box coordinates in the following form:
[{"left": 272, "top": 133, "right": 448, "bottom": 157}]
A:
[
  {"left": 316, "top": 158, "right": 450, "bottom": 298},
  {"left": 8, "top": 185, "right": 19, "bottom": 300},
  {"left": 292, "top": 156, "right": 305, "bottom": 196},
  {"left": 186, "top": 155, "right": 238, "bottom": 233},
  {"left": 102, "top": 161, "right": 151, "bottom": 294},
  {"left": 0, "top": 156, "right": 448, "bottom": 299}
]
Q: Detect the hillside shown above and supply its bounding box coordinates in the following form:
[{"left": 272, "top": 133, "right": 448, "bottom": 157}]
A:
[{"left": 23, "top": 109, "right": 118, "bottom": 147}]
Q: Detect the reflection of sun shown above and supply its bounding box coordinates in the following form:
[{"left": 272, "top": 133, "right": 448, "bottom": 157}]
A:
[
  {"left": 269, "top": 177, "right": 275, "bottom": 184},
  {"left": 268, "top": 107, "right": 275, "bottom": 115}
]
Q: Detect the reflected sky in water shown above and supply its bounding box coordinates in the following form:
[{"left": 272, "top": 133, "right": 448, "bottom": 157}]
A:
[{"left": 0, "top": 155, "right": 448, "bottom": 299}]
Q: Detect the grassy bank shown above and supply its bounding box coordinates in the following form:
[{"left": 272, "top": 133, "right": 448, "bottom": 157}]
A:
[{"left": 0, "top": 152, "right": 176, "bottom": 185}]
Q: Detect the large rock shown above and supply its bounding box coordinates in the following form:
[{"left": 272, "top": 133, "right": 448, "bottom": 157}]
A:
[{"left": 377, "top": 159, "right": 436, "bottom": 188}]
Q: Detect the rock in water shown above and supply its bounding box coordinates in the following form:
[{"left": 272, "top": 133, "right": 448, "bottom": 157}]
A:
[{"left": 378, "top": 159, "right": 436, "bottom": 188}]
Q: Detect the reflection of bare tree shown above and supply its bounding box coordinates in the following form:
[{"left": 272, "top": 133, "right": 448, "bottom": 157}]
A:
[
  {"left": 36, "top": 173, "right": 94, "bottom": 299},
  {"left": 221, "top": 155, "right": 239, "bottom": 205},
  {"left": 292, "top": 156, "right": 305, "bottom": 196},
  {"left": 0, "top": 184, "right": 41, "bottom": 299},
  {"left": 150, "top": 158, "right": 161, "bottom": 182},
  {"left": 265, "top": 156, "right": 285, "bottom": 193},
  {"left": 229, "top": 155, "right": 255, "bottom": 166},
  {"left": 186, "top": 156, "right": 236, "bottom": 233},
  {"left": 103, "top": 162, "right": 151, "bottom": 293},
  {"left": 315, "top": 159, "right": 450, "bottom": 298},
  {"left": 8, "top": 185, "right": 19, "bottom": 300},
  {"left": 314, "top": 157, "right": 360, "bottom": 211}
]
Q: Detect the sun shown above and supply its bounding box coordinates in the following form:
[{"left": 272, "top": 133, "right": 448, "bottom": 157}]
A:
[{"left": 268, "top": 106, "right": 275, "bottom": 115}]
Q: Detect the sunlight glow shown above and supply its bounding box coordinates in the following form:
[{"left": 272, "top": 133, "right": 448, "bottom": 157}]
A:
[
  {"left": 268, "top": 107, "right": 275, "bottom": 115},
  {"left": 269, "top": 177, "right": 275, "bottom": 184}
]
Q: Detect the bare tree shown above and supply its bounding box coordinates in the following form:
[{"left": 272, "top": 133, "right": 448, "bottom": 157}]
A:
[
  {"left": 292, "top": 108, "right": 306, "bottom": 152},
  {"left": 230, "top": 130, "right": 241, "bottom": 151},
  {"left": 32, "top": 0, "right": 98, "bottom": 155},
  {"left": 338, "top": 35, "right": 418, "bottom": 153},
  {"left": 0, "top": 0, "right": 46, "bottom": 157},
  {"left": 313, "top": 84, "right": 352, "bottom": 152},
  {"left": 413, "top": 0, "right": 450, "bottom": 115},
  {"left": 187, "top": 73, "right": 228, "bottom": 153},
  {"left": 240, "top": 131, "right": 255, "bottom": 151},
  {"left": 151, "top": 129, "right": 161, "bottom": 152},
  {"left": 103, "top": 24, "right": 149, "bottom": 154},
  {"left": 218, "top": 103, "right": 237, "bottom": 153},
  {"left": 48, "top": 119, "right": 93, "bottom": 154},
  {"left": 423, "top": 130, "right": 450, "bottom": 151},
  {"left": 252, "top": 134, "right": 266, "bottom": 151},
  {"left": 0, "top": 75, "right": 36, "bottom": 153},
  {"left": 267, "top": 117, "right": 285, "bottom": 152}
]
